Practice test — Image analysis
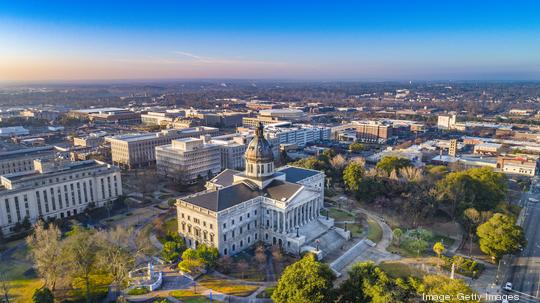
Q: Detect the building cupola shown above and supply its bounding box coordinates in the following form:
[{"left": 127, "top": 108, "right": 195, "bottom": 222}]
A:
[{"left": 245, "top": 122, "right": 274, "bottom": 178}]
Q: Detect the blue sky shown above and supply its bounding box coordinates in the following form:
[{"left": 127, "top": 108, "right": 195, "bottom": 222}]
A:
[{"left": 0, "top": 0, "right": 539, "bottom": 81}]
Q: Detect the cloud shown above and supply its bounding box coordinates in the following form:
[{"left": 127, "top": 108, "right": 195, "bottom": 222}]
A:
[{"left": 171, "top": 50, "right": 285, "bottom": 66}]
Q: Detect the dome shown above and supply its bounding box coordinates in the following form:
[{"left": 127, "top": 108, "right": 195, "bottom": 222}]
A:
[{"left": 245, "top": 123, "right": 274, "bottom": 163}]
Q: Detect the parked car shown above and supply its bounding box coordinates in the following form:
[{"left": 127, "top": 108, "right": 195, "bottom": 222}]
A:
[{"left": 503, "top": 282, "right": 513, "bottom": 291}]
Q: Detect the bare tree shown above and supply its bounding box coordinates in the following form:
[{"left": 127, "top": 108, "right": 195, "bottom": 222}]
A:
[
  {"left": 217, "top": 256, "right": 233, "bottom": 274},
  {"left": 0, "top": 271, "right": 10, "bottom": 303},
  {"left": 26, "top": 221, "right": 65, "bottom": 291},
  {"left": 63, "top": 227, "right": 100, "bottom": 303},
  {"left": 95, "top": 226, "right": 135, "bottom": 297},
  {"left": 237, "top": 260, "right": 249, "bottom": 279},
  {"left": 254, "top": 245, "right": 267, "bottom": 269},
  {"left": 329, "top": 154, "right": 347, "bottom": 171}
]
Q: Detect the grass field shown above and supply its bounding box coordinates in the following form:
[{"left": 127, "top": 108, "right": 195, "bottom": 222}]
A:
[
  {"left": 0, "top": 240, "right": 42, "bottom": 303},
  {"left": 321, "top": 208, "right": 355, "bottom": 221},
  {"left": 335, "top": 222, "right": 364, "bottom": 237},
  {"left": 388, "top": 233, "right": 455, "bottom": 257},
  {"left": 379, "top": 261, "right": 426, "bottom": 279},
  {"left": 197, "top": 275, "right": 259, "bottom": 297},
  {"left": 156, "top": 216, "right": 178, "bottom": 244},
  {"left": 366, "top": 217, "right": 383, "bottom": 243},
  {"left": 170, "top": 289, "right": 224, "bottom": 303},
  {"left": 256, "top": 286, "right": 275, "bottom": 298}
]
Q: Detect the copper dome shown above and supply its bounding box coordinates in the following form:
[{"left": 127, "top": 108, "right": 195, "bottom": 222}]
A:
[{"left": 245, "top": 123, "right": 274, "bottom": 163}]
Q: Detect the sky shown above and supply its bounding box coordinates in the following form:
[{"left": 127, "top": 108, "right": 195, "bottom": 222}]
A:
[{"left": 0, "top": 0, "right": 540, "bottom": 82}]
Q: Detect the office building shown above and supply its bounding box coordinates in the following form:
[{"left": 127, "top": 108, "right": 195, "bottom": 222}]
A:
[
  {"left": 0, "top": 146, "right": 56, "bottom": 176},
  {"left": 0, "top": 159, "right": 122, "bottom": 235},
  {"left": 0, "top": 126, "right": 30, "bottom": 137},
  {"left": 108, "top": 127, "right": 218, "bottom": 168},
  {"left": 156, "top": 137, "right": 221, "bottom": 182}
]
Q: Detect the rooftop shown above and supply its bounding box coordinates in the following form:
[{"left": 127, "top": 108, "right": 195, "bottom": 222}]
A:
[
  {"left": 182, "top": 179, "right": 303, "bottom": 212},
  {"left": 278, "top": 166, "right": 321, "bottom": 183}
]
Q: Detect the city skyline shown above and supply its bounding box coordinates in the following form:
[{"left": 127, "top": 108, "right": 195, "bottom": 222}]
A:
[{"left": 1, "top": 0, "right": 540, "bottom": 82}]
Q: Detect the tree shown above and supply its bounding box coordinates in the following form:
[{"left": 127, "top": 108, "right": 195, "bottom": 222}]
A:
[
  {"left": 337, "top": 262, "right": 413, "bottom": 303},
  {"left": 436, "top": 167, "right": 507, "bottom": 219},
  {"left": 376, "top": 156, "right": 412, "bottom": 174},
  {"left": 463, "top": 208, "right": 481, "bottom": 256},
  {"left": 433, "top": 241, "right": 446, "bottom": 268},
  {"left": 95, "top": 227, "right": 136, "bottom": 296},
  {"left": 343, "top": 161, "right": 364, "bottom": 192},
  {"left": 255, "top": 245, "right": 267, "bottom": 269},
  {"left": 195, "top": 244, "right": 219, "bottom": 269},
  {"left": 217, "top": 256, "right": 233, "bottom": 274},
  {"left": 329, "top": 154, "right": 347, "bottom": 171},
  {"left": 178, "top": 248, "right": 205, "bottom": 274},
  {"left": 63, "top": 226, "right": 100, "bottom": 303},
  {"left": 272, "top": 254, "right": 335, "bottom": 303},
  {"left": 0, "top": 271, "right": 10, "bottom": 303},
  {"left": 349, "top": 142, "right": 365, "bottom": 153},
  {"left": 237, "top": 260, "right": 249, "bottom": 279},
  {"left": 26, "top": 221, "right": 65, "bottom": 291},
  {"left": 433, "top": 241, "right": 445, "bottom": 258},
  {"left": 418, "top": 275, "right": 479, "bottom": 303},
  {"left": 476, "top": 213, "right": 526, "bottom": 261},
  {"left": 161, "top": 241, "right": 182, "bottom": 263},
  {"left": 392, "top": 228, "right": 403, "bottom": 247},
  {"left": 32, "top": 287, "right": 54, "bottom": 303}
]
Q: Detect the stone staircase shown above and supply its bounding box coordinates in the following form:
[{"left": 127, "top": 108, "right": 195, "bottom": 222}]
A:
[{"left": 329, "top": 239, "right": 370, "bottom": 275}]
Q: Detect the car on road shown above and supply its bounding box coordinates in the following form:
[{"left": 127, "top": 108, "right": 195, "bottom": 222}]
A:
[
  {"left": 529, "top": 197, "right": 539, "bottom": 203},
  {"left": 503, "top": 282, "right": 513, "bottom": 291}
]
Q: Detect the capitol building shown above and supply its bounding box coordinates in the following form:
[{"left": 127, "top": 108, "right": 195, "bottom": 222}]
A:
[{"left": 176, "top": 123, "right": 349, "bottom": 256}]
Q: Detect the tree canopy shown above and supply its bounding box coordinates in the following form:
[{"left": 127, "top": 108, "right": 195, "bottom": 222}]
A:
[
  {"left": 436, "top": 167, "right": 507, "bottom": 218},
  {"left": 343, "top": 161, "right": 365, "bottom": 192},
  {"left": 272, "top": 254, "right": 336, "bottom": 303},
  {"left": 476, "top": 213, "right": 526, "bottom": 260},
  {"left": 376, "top": 156, "right": 413, "bottom": 174},
  {"left": 337, "top": 261, "right": 413, "bottom": 303}
]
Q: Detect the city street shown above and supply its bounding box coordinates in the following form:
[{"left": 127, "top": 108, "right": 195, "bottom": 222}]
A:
[{"left": 506, "top": 177, "right": 540, "bottom": 301}]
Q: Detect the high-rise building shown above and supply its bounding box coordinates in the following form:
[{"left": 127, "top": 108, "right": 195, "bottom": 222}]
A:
[{"left": 449, "top": 139, "right": 458, "bottom": 157}]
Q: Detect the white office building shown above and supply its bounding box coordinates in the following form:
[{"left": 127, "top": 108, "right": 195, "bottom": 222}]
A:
[{"left": 0, "top": 159, "right": 122, "bottom": 235}]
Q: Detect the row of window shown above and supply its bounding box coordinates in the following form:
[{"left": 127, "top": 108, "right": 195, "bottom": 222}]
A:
[
  {"left": 222, "top": 209, "right": 257, "bottom": 229},
  {"left": 222, "top": 220, "right": 257, "bottom": 241},
  {"left": 179, "top": 213, "right": 214, "bottom": 230}
]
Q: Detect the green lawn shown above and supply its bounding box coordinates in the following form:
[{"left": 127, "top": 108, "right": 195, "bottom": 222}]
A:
[
  {"left": 0, "top": 240, "right": 42, "bottom": 303},
  {"left": 256, "top": 286, "right": 275, "bottom": 298},
  {"left": 388, "top": 233, "right": 456, "bottom": 257},
  {"left": 379, "top": 261, "right": 426, "bottom": 279},
  {"left": 321, "top": 208, "right": 356, "bottom": 221},
  {"left": 366, "top": 218, "right": 383, "bottom": 243},
  {"left": 335, "top": 222, "right": 364, "bottom": 237},
  {"left": 170, "top": 289, "right": 224, "bottom": 303},
  {"left": 157, "top": 217, "right": 179, "bottom": 244},
  {"left": 197, "top": 275, "right": 259, "bottom": 297}
]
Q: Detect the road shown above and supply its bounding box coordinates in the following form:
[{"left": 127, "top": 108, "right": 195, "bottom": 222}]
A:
[{"left": 506, "top": 177, "right": 540, "bottom": 301}]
